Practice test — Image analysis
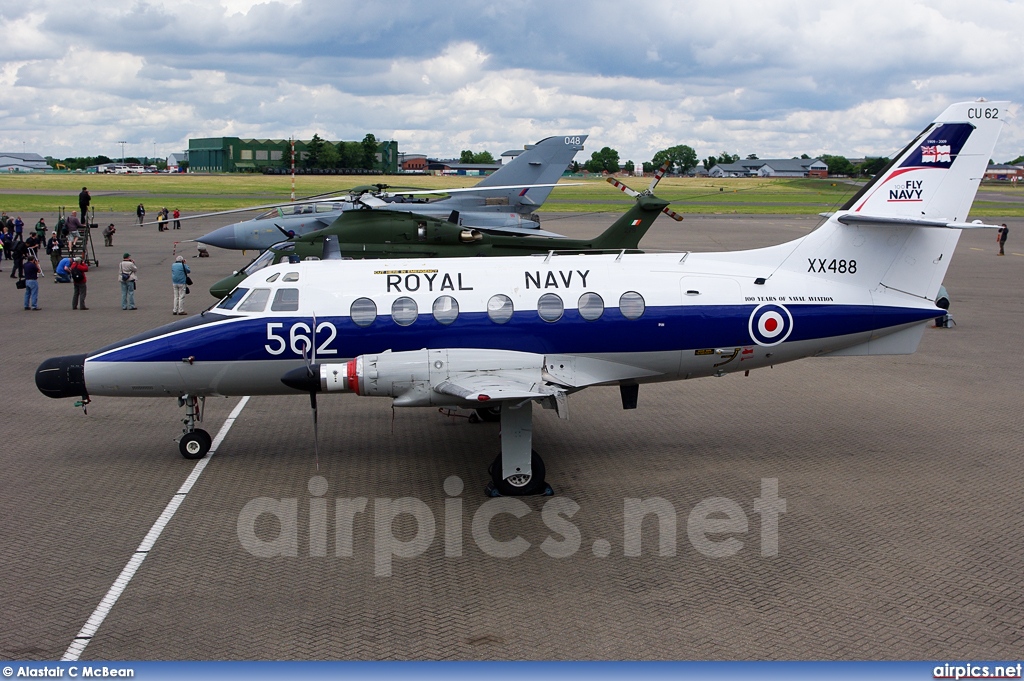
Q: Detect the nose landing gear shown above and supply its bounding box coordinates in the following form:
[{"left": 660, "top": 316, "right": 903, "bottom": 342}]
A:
[{"left": 178, "top": 394, "right": 211, "bottom": 459}]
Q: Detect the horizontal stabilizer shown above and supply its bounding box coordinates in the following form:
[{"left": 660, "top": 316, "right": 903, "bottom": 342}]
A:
[{"left": 838, "top": 214, "right": 1002, "bottom": 230}]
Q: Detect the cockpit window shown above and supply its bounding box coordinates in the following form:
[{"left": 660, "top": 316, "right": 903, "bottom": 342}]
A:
[
  {"left": 282, "top": 272, "right": 300, "bottom": 282},
  {"left": 238, "top": 288, "right": 271, "bottom": 312},
  {"left": 217, "top": 287, "right": 249, "bottom": 310},
  {"left": 255, "top": 208, "right": 282, "bottom": 220},
  {"left": 243, "top": 248, "right": 279, "bottom": 275},
  {"left": 271, "top": 288, "right": 300, "bottom": 312},
  {"left": 266, "top": 273, "right": 280, "bottom": 282}
]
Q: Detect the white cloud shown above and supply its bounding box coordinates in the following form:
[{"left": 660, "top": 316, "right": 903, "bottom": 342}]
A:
[{"left": 0, "top": 0, "right": 1020, "bottom": 162}]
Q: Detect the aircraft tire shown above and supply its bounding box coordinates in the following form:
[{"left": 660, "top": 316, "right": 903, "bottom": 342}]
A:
[
  {"left": 179, "top": 430, "right": 211, "bottom": 459},
  {"left": 195, "top": 428, "right": 212, "bottom": 452},
  {"left": 475, "top": 406, "right": 502, "bottom": 422},
  {"left": 489, "top": 451, "right": 546, "bottom": 496}
]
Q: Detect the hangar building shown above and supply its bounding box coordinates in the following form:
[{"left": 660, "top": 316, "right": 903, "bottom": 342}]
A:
[{"left": 187, "top": 137, "right": 399, "bottom": 173}]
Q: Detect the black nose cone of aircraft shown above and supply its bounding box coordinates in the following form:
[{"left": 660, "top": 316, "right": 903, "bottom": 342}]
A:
[
  {"left": 281, "top": 365, "right": 321, "bottom": 393},
  {"left": 36, "top": 354, "right": 89, "bottom": 399}
]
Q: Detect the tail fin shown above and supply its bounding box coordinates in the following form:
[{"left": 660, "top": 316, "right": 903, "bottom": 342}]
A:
[
  {"left": 777, "top": 101, "right": 1009, "bottom": 300},
  {"left": 842, "top": 101, "right": 1006, "bottom": 220},
  {"left": 463, "top": 135, "right": 587, "bottom": 212},
  {"left": 590, "top": 195, "right": 669, "bottom": 250}
]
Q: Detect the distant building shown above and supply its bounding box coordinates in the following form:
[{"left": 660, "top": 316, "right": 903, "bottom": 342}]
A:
[
  {"left": 0, "top": 152, "right": 50, "bottom": 173},
  {"left": 985, "top": 164, "right": 1023, "bottom": 181},
  {"left": 166, "top": 153, "right": 187, "bottom": 171},
  {"left": 187, "top": 137, "right": 399, "bottom": 173},
  {"left": 399, "top": 154, "right": 428, "bottom": 172},
  {"left": 427, "top": 161, "right": 501, "bottom": 176},
  {"left": 709, "top": 158, "right": 828, "bottom": 178}
]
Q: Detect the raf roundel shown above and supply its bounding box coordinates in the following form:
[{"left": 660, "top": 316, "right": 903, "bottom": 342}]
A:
[{"left": 748, "top": 303, "right": 794, "bottom": 347}]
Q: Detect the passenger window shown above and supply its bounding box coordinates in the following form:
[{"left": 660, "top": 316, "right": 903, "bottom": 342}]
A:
[
  {"left": 282, "top": 272, "right": 300, "bottom": 282},
  {"left": 578, "top": 292, "right": 604, "bottom": 321},
  {"left": 392, "top": 297, "right": 418, "bottom": 326},
  {"left": 238, "top": 288, "right": 271, "bottom": 312},
  {"left": 271, "top": 288, "right": 300, "bottom": 311},
  {"left": 537, "top": 293, "right": 563, "bottom": 322},
  {"left": 217, "top": 287, "right": 249, "bottom": 310},
  {"left": 350, "top": 297, "right": 376, "bottom": 327},
  {"left": 487, "top": 294, "right": 514, "bottom": 324},
  {"left": 619, "top": 291, "right": 645, "bottom": 320},
  {"left": 432, "top": 295, "right": 459, "bottom": 325}
]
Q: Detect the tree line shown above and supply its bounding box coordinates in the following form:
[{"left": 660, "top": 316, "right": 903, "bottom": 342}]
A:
[
  {"left": 575, "top": 143, "right": 901, "bottom": 177},
  {"left": 303, "top": 133, "right": 381, "bottom": 170}
]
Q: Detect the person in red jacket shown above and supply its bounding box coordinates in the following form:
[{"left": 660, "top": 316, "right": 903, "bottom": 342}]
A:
[{"left": 70, "top": 256, "right": 89, "bottom": 310}]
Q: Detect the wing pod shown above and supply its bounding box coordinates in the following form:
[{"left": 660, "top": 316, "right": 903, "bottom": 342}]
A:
[{"left": 284, "top": 350, "right": 560, "bottom": 408}]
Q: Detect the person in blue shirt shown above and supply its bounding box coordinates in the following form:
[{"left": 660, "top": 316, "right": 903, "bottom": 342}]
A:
[
  {"left": 55, "top": 256, "right": 72, "bottom": 283},
  {"left": 23, "top": 255, "right": 40, "bottom": 310},
  {"left": 171, "top": 255, "right": 190, "bottom": 315}
]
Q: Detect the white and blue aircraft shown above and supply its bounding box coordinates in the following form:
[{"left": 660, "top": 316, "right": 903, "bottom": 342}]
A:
[
  {"left": 194, "top": 135, "right": 588, "bottom": 251},
  {"left": 37, "top": 101, "right": 1009, "bottom": 495}
]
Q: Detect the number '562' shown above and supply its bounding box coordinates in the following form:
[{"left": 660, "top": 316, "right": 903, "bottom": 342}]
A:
[{"left": 265, "top": 322, "right": 338, "bottom": 356}]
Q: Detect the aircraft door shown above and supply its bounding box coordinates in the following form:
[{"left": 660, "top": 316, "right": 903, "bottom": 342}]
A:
[{"left": 678, "top": 276, "right": 745, "bottom": 378}]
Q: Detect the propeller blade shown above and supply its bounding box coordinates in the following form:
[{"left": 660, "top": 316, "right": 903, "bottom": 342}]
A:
[
  {"left": 606, "top": 177, "right": 640, "bottom": 198},
  {"left": 311, "top": 313, "right": 317, "bottom": 365},
  {"left": 139, "top": 194, "right": 357, "bottom": 226},
  {"left": 310, "top": 390, "right": 320, "bottom": 471},
  {"left": 648, "top": 161, "right": 671, "bottom": 194},
  {"left": 662, "top": 206, "right": 684, "bottom": 222},
  {"left": 357, "top": 194, "right": 389, "bottom": 209}
]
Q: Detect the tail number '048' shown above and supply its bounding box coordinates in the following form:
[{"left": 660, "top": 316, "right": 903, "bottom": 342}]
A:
[
  {"left": 265, "top": 322, "right": 338, "bottom": 356},
  {"left": 808, "top": 258, "right": 857, "bottom": 274}
]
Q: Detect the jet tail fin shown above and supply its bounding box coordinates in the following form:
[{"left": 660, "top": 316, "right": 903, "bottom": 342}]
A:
[
  {"left": 776, "top": 101, "right": 1010, "bottom": 301},
  {"left": 842, "top": 101, "right": 1007, "bottom": 221},
  {"left": 458, "top": 135, "right": 587, "bottom": 212}
]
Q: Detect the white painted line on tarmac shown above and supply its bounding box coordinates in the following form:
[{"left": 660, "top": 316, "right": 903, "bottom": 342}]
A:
[{"left": 61, "top": 396, "right": 251, "bottom": 662}]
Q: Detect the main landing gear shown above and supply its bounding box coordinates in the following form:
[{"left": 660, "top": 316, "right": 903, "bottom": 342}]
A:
[
  {"left": 178, "top": 394, "right": 211, "bottom": 459},
  {"left": 483, "top": 400, "right": 554, "bottom": 497}
]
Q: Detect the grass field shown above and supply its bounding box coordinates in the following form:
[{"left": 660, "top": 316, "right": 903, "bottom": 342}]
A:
[{"left": 0, "top": 173, "right": 1020, "bottom": 217}]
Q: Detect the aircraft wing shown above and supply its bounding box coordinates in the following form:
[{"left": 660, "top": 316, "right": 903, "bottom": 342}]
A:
[{"left": 434, "top": 374, "right": 549, "bottom": 402}]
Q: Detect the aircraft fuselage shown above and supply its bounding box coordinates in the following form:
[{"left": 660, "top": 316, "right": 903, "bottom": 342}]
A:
[{"left": 56, "top": 251, "right": 940, "bottom": 401}]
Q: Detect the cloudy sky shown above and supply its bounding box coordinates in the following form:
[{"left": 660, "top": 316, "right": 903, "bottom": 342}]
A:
[{"left": 1, "top": 0, "right": 1021, "bottom": 165}]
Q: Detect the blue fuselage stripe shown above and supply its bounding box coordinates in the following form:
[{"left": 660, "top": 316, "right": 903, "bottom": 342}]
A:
[{"left": 90, "top": 304, "right": 940, "bottom": 364}]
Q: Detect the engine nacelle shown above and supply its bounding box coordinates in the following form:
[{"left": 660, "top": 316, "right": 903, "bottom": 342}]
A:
[{"left": 316, "top": 349, "right": 546, "bottom": 407}]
